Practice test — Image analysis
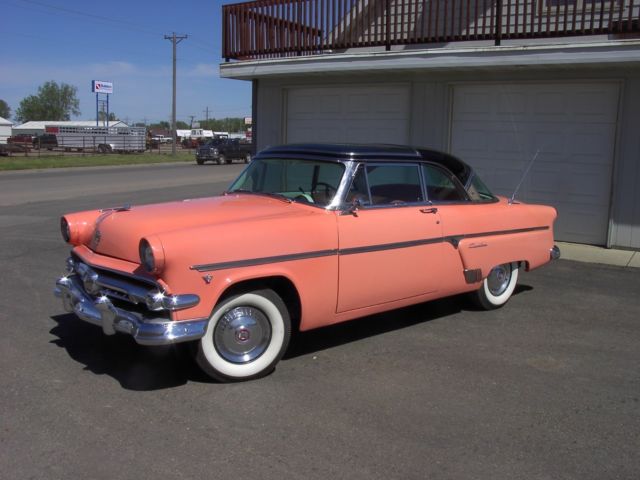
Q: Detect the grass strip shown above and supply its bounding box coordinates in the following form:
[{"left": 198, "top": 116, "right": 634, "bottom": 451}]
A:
[{"left": 0, "top": 152, "right": 195, "bottom": 171}]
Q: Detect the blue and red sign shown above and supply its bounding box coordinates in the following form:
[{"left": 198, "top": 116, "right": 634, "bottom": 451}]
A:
[{"left": 91, "top": 81, "right": 113, "bottom": 94}]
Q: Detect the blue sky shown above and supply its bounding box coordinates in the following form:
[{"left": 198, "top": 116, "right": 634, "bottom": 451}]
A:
[{"left": 0, "top": 0, "right": 251, "bottom": 124}]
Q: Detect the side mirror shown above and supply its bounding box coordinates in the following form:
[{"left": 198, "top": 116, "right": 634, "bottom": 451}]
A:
[{"left": 341, "top": 197, "right": 365, "bottom": 216}]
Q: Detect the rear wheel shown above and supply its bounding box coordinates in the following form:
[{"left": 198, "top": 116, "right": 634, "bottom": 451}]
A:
[
  {"left": 244, "top": 153, "right": 251, "bottom": 163},
  {"left": 473, "top": 262, "right": 519, "bottom": 310},
  {"left": 195, "top": 289, "right": 291, "bottom": 382}
]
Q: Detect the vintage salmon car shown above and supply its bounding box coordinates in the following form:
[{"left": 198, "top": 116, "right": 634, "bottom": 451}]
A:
[{"left": 54, "top": 144, "right": 560, "bottom": 381}]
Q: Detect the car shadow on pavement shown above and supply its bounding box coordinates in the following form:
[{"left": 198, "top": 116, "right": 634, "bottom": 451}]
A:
[
  {"left": 49, "top": 314, "right": 211, "bottom": 391},
  {"left": 285, "top": 285, "right": 533, "bottom": 359},
  {"left": 49, "top": 285, "right": 533, "bottom": 390}
]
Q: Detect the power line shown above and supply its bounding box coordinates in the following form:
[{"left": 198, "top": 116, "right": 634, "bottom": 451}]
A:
[{"left": 14, "top": 0, "right": 162, "bottom": 37}]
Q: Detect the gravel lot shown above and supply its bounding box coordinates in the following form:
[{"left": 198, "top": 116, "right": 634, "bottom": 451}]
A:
[{"left": 1, "top": 164, "right": 638, "bottom": 479}]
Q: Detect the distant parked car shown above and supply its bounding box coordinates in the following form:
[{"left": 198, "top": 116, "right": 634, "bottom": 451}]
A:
[
  {"left": 32, "top": 134, "right": 58, "bottom": 150},
  {"left": 196, "top": 138, "right": 253, "bottom": 165},
  {"left": 54, "top": 144, "right": 560, "bottom": 382},
  {"left": 7, "top": 134, "right": 35, "bottom": 149}
]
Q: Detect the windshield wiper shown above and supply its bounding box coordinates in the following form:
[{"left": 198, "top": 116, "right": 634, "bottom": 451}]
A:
[{"left": 225, "top": 189, "right": 292, "bottom": 203}]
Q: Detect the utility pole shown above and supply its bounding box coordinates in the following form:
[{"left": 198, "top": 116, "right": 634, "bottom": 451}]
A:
[
  {"left": 188, "top": 115, "right": 195, "bottom": 128},
  {"left": 203, "top": 106, "right": 210, "bottom": 125},
  {"left": 164, "top": 32, "right": 188, "bottom": 156}
]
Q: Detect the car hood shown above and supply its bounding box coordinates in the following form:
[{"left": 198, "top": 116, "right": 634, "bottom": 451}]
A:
[{"left": 87, "top": 194, "right": 312, "bottom": 263}]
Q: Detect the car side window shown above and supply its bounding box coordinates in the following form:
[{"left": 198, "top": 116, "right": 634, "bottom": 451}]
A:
[
  {"left": 366, "top": 164, "right": 424, "bottom": 205},
  {"left": 345, "top": 165, "right": 371, "bottom": 206},
  {"left": 422, "top": 164, "right": 467, "bottom": 202}
]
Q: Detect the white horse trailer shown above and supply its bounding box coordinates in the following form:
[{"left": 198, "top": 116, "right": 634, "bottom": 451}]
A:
[{"left": 45, "top": 125, "right": 146, "bottom": 153}]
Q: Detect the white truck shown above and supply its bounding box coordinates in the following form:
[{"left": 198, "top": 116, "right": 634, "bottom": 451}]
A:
[{"left": 45, "top": 125, "right": 146, "bottom": 153}]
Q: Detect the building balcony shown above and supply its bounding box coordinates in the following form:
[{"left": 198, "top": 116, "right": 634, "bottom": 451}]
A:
[{"left": 222, "top": 0, "right": 640, "bottom": 61}]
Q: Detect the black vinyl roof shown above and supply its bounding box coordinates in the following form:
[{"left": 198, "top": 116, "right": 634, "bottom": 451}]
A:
[{"left": 257, "top": 143, "right": 471, "bottom": 181}]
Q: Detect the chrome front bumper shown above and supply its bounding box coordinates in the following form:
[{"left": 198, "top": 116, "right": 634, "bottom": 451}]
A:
[{"left": 54, "top": 274, "right": 207, "bottom": 346}]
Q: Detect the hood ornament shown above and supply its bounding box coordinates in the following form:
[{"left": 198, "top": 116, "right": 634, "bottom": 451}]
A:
[{"left": 100, "top": 204, "right": 131, "bottom": 213}]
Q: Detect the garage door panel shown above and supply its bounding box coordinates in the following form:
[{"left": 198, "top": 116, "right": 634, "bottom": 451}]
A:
[
  {"left": 498, "top": 93, "right": 527, "bottom": 114},
  {"left": 451, "top": 82, "right": 618, "bottom": 245},
  {"left": 561, "top": 207, "right": 610, "bottom": 244},
  {"left": 287, "top": 85, "right": 409, "bottom": 145}
]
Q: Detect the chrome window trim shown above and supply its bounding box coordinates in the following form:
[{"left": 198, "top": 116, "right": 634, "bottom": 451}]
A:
[{"left": 421, "top": 162, "right": 470, "bottom": 203}]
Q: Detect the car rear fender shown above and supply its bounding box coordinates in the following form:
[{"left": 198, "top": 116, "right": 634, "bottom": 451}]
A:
[{"left": 456, "top": 228, "right": 553, "bottom": 280}]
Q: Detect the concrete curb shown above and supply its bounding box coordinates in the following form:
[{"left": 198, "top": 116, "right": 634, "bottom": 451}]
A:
[{"left": 556, "top": 242, "right": 640, "bottom": 268}]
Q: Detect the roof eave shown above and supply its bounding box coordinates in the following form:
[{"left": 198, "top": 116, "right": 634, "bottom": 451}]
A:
[{"left": 220, "top": 39, "right": 640, "bottom": 80}]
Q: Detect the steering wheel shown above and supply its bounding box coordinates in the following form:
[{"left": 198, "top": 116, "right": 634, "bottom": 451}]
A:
[
  {"left": 293, "top": 194, "right": 312, "bottom": 203},
  {"left": 312, "top": 181, "right": 338, "bottom": 200}
]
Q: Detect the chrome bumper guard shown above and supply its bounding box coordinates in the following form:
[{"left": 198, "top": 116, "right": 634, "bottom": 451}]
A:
[
  {"left": 550, "top": 245, "right": 561, "bottom": 260},
  {"left": 54, "top": 263, "right": 207, "bottom": 346}
]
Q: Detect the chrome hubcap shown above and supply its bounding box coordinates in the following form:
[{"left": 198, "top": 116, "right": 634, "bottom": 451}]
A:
[
  {"left": 214, "top": 306, "right": 271, "bottom": 364},
  {"left": 487, "top": 264, "right": 512, "bottom": 296}
]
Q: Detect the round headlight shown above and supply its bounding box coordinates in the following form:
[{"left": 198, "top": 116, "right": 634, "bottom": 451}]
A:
[
  {"left": 139, "top": 236, "right": 165, "bottom": 274},
  {"left": 139, "top": 239, "right": 155, "bottom": 272},
  {"left": 60, "top": 217, "right": 71, "bottom": 243}
]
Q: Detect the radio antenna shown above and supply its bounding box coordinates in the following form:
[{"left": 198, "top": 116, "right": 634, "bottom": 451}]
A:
[{"left": 509, "top": 148, "right": 541, "bottom": 205}]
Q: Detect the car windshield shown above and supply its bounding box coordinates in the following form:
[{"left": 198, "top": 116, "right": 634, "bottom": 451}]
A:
[{"left": 227, "top": 158, "right": 345, "bottom": 207}]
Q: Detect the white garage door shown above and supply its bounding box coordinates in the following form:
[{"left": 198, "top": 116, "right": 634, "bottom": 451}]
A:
[
  {"left": 286, "top": 85, "right": 410, "bottom": 144},
  {"left": 451, "top": 83, "right": 619, "bottom": 245}
]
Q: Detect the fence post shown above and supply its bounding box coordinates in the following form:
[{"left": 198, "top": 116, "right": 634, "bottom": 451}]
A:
[{"left": 495, "top": 0, "right": 503, "bottom": 46}]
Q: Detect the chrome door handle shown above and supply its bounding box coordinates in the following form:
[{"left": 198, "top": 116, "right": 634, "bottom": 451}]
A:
[{"left": 420, "top": 207, "right": 438, "bottom": 214}]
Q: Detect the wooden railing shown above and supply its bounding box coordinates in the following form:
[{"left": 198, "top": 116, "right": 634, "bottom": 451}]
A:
[{"left": 222, "top": 0, "right": 639, "bottom": 59}]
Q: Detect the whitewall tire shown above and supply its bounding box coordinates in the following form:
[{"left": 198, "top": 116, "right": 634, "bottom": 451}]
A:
[
  {"left": 196, "top": 289, "right": 291, "bottom": 382},
  {"left": 473, "top": 262, "right": 519, "bottom": 310}
]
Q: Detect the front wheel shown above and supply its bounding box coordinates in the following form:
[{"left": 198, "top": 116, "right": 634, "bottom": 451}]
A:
[
  {"left": 195, "top": 289, "right": 291, "bottom": 382},
  {"left": 473, "top": 262, "right": 519, "bottom": 310},
  {"left": 216, "top": 155, "right": 225, "bottom": 165}
]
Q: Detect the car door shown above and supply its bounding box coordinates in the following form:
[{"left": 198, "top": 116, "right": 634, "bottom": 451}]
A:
[{"left": 336, "top": 162, "right": 448, "bottom": 313}]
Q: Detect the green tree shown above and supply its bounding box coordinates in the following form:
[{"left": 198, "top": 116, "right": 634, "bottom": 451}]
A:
[
  {"left": 98, "top": 111, "right": 117, "bottom": 121},
  {"left": 149, "top": 121, "right": 170, "bottom": 130},
  {"left": 176, "top": 121, "right": 190, "bottom": 130},
  {"left": 0, "top": 99, "right": 10, "bottom": 119},
  {"left": 200, "top": 117, "right": 246, "bottom": 133},
  {"left": 15, "top": 81, "right": 80, "bottom": 122}
]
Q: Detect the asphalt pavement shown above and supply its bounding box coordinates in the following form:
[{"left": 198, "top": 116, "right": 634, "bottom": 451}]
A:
[{"left": 1, "top": 163, "right": 638, "bottom": 479}]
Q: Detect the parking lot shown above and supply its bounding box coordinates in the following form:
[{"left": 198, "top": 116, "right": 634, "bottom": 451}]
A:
[{"left": 1, "top": 164, "right": 638, "bottom": 479}]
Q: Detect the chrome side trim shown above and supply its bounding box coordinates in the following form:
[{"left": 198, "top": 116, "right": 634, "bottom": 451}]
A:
[
  {"left": 191, "top": 225, "right": 551, "bottom": 272},
  {"left": 445, "top": 226, "right": 549, "bottom": 247},
  {"left": 191, "top": 249, "right": 339, "bottom": 272},
  {"left": 550, "top": 245, "right": 561, "bottom": 260},
  {"left": 54, "top": 275, "right": 207, "bottom": 346},
  {"left": 339, "top": 237, "right": 443, "bottom": 256}
]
